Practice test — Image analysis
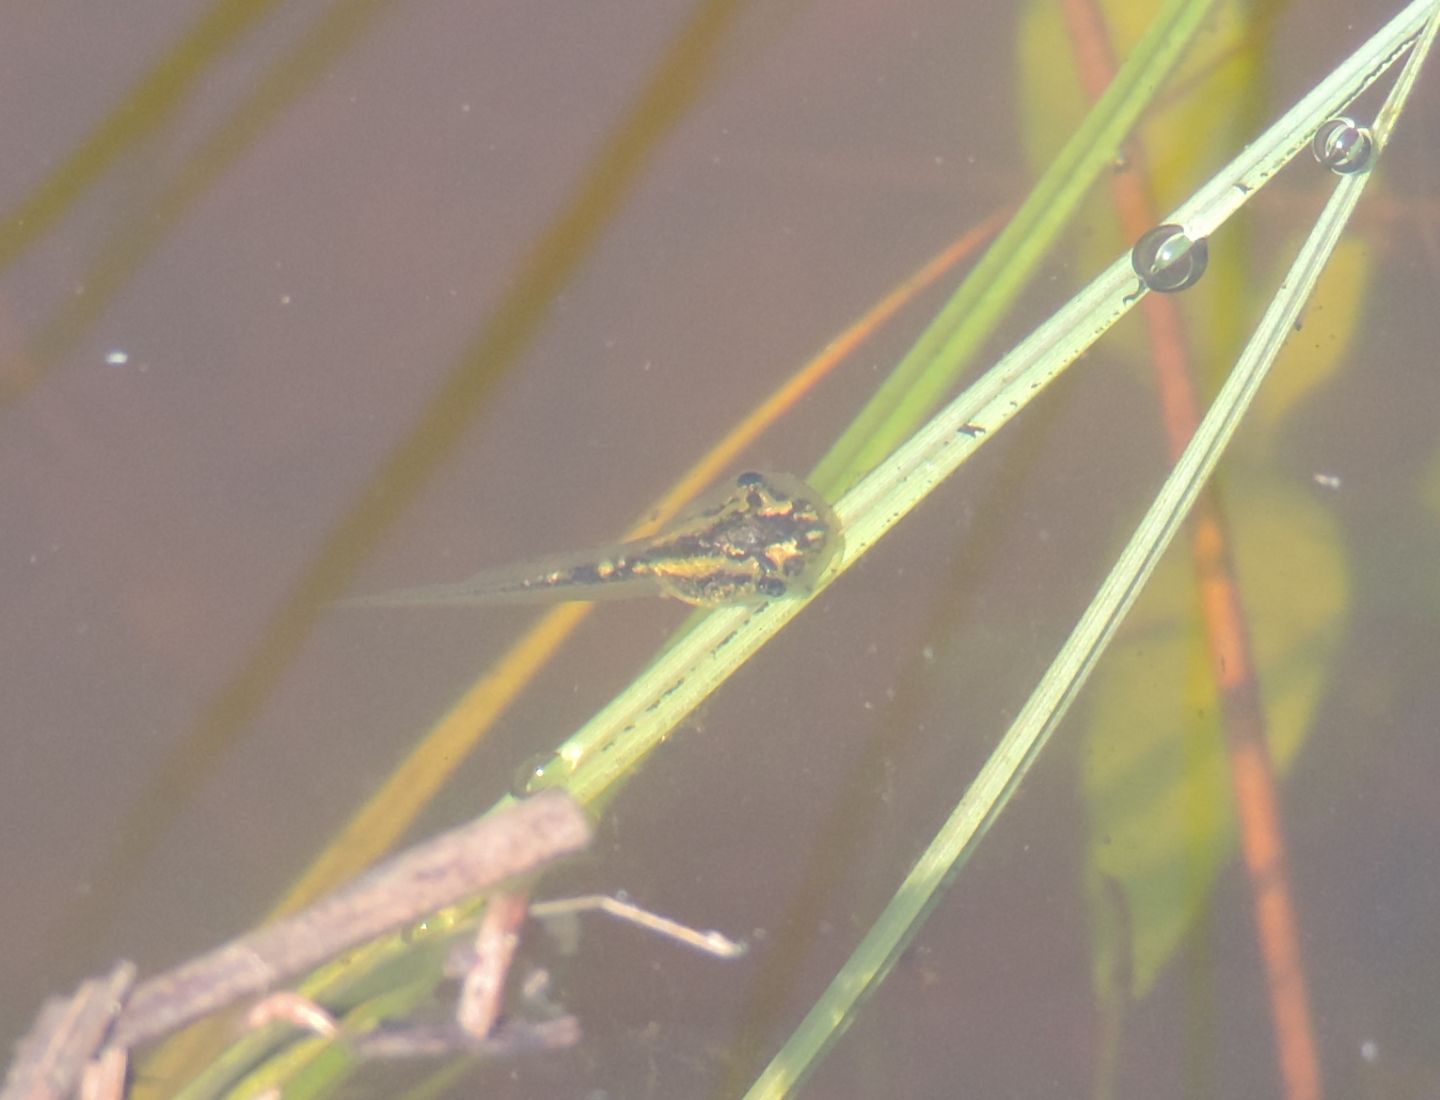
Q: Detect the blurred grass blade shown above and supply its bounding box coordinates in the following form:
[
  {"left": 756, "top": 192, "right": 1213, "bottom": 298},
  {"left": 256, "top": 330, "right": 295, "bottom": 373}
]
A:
[{"left": 0, "top": 0, "right": 285, "bottom": 274}]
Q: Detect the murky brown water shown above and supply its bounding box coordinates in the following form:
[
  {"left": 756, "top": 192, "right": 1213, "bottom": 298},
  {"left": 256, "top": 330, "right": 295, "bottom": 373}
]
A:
[{"left": 3, "top": 1, "right": 1439, "bottom": 1097}]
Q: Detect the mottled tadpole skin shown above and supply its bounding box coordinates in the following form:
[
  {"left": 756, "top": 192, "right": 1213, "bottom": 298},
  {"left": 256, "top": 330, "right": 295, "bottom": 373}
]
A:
[
  {"left": 342, "top": 471, "right": 843, "bottom": 610},
  {"left": 647, "top": 471, "right": 843, "bottom": 606}
]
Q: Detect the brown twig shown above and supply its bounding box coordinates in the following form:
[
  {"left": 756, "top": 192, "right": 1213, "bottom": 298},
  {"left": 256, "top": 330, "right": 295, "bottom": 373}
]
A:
[
  {"left": 110, "top": 791, "right": 590, "bottom": 1050},
  {"left": 350, "top": 1016, "right": 581, "bottom": 1061},
  {"left": 0, "top": 963, "right": 135, "bottom": 1100},
  {"left": 3, "top": 792, "right": 591, "bottom": 1100}
]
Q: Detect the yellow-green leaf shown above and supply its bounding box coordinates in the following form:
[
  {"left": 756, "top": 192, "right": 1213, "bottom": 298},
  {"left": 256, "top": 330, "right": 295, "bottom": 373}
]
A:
[{"left": 1081, "top": 471, "right": 1347, "bottom": 998}]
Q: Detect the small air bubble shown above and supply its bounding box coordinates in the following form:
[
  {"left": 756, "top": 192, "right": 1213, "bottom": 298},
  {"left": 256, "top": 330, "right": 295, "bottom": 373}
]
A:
[
  {"left": 510, "top": 750, "right": 570, "bottom": 796},
  {"left": 1131, "top": 224, "right": 1208, "bottom": 293},
  {"left": 104, "top": 350, "right": 129, "bottom": 366},
  {"left": 1312, "top": 117, "right": 1373, "bottom": 174}
]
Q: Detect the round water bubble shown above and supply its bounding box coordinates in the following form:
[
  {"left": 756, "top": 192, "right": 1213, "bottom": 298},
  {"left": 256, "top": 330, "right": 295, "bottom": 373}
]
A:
[
  {"left": 1131, "top": 224, "right": 1208, "bottom": 293},
  {"left": 510, "top": 749, "right": 570, "bottom": 796},
  {"left": 1311, "top": 117, "right": 1374, "bottom": 175}
]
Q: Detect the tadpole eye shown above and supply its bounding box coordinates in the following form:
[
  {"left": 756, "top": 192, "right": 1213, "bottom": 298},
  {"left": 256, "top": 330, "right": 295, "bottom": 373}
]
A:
[
  {"left": 736, "top": 471, "right": 765, "bottom": 487},
  {"left": 755, "top": 577, "right": 787, "bottom": 598}
]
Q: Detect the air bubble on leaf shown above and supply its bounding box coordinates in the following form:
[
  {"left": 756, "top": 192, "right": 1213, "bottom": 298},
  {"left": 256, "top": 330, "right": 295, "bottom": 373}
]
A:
[
  {"left": 510, "top": 750, "right": 571, "bottom": 796},
  {"left": 1311, "top": 117, "right": 1374, "bottom": 175},
  {"left": 1131, "top": 225, "right": 1209, "bottom": 293}
]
